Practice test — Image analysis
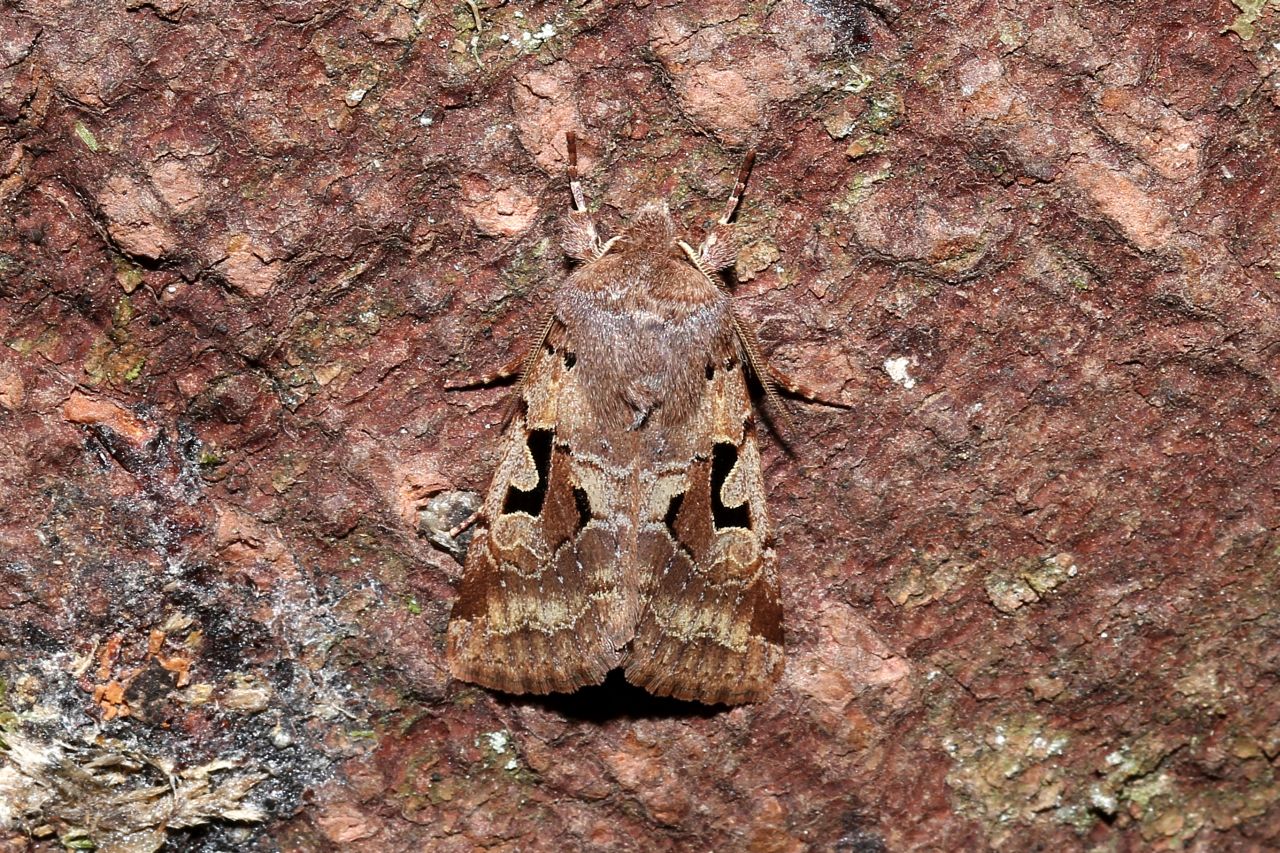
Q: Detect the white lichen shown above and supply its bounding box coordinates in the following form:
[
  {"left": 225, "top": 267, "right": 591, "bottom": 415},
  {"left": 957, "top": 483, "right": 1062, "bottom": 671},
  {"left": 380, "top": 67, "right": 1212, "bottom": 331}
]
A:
[
  {"left": 883, "top": 356, "right": 916, "bottom": 389},
  {"left": 0, "top": 729, "right": 266, "bottom": 851},
  {"left": 481, "top": 730, "right": 509, "bottom": 753}
]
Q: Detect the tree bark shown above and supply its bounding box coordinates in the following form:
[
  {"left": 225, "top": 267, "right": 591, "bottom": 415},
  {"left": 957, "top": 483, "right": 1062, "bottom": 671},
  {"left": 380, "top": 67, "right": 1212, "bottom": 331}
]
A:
[{"left": 2, "top": 0, "right": 1278, "bottom": 850}]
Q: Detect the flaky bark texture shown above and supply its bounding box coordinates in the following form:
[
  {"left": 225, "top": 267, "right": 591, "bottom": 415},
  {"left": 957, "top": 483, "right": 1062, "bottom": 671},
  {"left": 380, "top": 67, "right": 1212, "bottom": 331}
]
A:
[{"left": 2, "top": 0, "right": 1278, "bottom": 850}]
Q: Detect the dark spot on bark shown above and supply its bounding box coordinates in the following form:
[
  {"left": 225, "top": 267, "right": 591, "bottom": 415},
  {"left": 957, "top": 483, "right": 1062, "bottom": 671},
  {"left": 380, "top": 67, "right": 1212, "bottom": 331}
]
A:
[{"left": 834, "top": 806, "right": 887, "bottom": 853}]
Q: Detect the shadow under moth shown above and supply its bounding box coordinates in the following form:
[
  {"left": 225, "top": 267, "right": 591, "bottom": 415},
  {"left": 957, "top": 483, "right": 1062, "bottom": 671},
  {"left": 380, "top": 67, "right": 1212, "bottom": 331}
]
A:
[{"left": 446, "top": 134, "right": 842, "bottom": 706}]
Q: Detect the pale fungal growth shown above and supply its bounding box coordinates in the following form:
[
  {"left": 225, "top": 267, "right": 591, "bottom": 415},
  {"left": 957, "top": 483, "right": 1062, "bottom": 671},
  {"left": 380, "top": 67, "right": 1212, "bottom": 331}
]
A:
[
  {"left": 481, "top": 730, "right": 509, "bottom": 753},
  {"left": 0, "top": 729, "right": 267, "bottom": 852},
  {"left": 883, "top": 356, "right": 916, "bottom": 389}
]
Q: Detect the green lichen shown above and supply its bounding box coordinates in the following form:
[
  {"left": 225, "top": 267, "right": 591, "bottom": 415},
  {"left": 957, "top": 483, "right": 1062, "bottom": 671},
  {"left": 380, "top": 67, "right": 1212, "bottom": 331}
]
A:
[
  {"left": 997, "top": 22, "right": 1027, "bottom": 49},
  {"left": 499, "top": 242, "right": 554, "bottom": 302},
  {"left": 0, "top": 678, "right": 14, "bottom": 733},
  {"left": 840, "top": 64, "right": 873, "bottom": 94},
  {"left": 865, "top": 92, "right": 903, "bottom": 134},
  {"left": 60, "top": 828, "right": 97, "bottom": 850},
  {"left": 886, "top": 551, "right": 973, "bottom": 608},
  {"left": 1224, "top": 0, "right": 1271, "bottom": 40},
  {"left": 1125, "top": 769, "right": 1175, "bottom": 810},
  {"left": 944, "top": 713, "right": 1072, "bottom": 832},
  {"left": 82, "top": 338, "right": 147, "bottom": 388},
  {"left": 198, "top": 449, "right": 225, "bottom": 468},
  {"left": 73, "top": 122, "right": 99, "bottom": 153},
  {"left": 943, "top": 716, "right": 1269, "bottom": 844},
  {"left": 269, "top": 455, "right": 307, "bottom": 494},
  {"left": 0, "top": 253, "right": 20, "bottom": 278},
  {"left": 1023, "top": 554, "right": 1074, "bottom": 595},
  {"left": 475, "top": 729, "right": 519, "bottom": 770},
  {"left": 472, "top": 728, "right": 538, "bottom": 783},
  {"left": 76, "top": 296, "right": 150, "bottom": 385},
  {"left": 984, "top": 553, "right": 1077, "bottom": 613},
  {"left": 829, "top": 165, "right": 893, "bottom": 215},
  {"left": 1082, "top": 733, "right": 1231, "bottom": 844},
  {"left": 529, "top": 236, "right": 552, "bottom": 259},
  {"left": 110, "top": 254, "right": 145, "bottom": 294}
]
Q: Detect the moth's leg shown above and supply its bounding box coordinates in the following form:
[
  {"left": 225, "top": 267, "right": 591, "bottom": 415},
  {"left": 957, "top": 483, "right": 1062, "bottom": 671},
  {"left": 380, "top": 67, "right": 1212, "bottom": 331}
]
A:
[
  {"left": 731, "top": 311, "right": 853, "bottom": 426},
  {"left": 730, "top": 311, "right": 792, "bottom": 430},
  {"left": 562, "top": 130, "right": 598, "bottom": 259},
  {"left": 695, "top": 151, "right": 757, "bottom": 273},
  {"left": 567, "top": 129, "right": 587, "bottom": 213},
  {"left": 447, "top": 508, "right": 481, "bottom": 538},
  {"left": 767, "top": 364, "right": 853, "bottom": 410},
  {"left": 443, "top": 352, "right": 525, "bottom": 390},
  {"left": 444, "top": 313, "right": 555, "bottom": 391},
  {"left": 561, "top": 131, "right": 618, "bottom": 261},
  {"left": 718, "top": 149, "right": 755, "bottom": 225}
]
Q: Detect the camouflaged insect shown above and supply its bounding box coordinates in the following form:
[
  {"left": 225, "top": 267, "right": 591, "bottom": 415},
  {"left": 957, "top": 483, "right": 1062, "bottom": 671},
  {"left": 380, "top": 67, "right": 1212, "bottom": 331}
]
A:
[{"left": 447, "top": 134, "right": 834, "bottom": 706}]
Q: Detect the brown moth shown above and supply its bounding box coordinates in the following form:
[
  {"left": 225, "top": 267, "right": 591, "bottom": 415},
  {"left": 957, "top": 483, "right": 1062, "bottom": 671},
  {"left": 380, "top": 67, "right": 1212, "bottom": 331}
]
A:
[{"left": 446, "top": 134, "right": 833, "bottom": 705}]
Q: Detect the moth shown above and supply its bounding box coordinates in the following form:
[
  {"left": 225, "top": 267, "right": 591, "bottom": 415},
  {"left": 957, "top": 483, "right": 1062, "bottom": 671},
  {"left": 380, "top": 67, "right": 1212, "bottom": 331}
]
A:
[{"left": 446, "top": 134, "right": 840, "bottom": 705}]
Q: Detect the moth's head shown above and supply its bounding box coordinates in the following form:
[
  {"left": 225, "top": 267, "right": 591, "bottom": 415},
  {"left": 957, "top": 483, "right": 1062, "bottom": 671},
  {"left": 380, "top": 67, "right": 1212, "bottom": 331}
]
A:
[
  {"left": 561, "top": 201, "right": 679, "bottom": 263},
  {"left": 617, "top": 201, "right": 678, "bottom": 255},
  {"left": 560, "top": 137, "right": 752, "bottom": 273},
  {"left": 560, "top": 192, "right": 738, "bottom": 273}
]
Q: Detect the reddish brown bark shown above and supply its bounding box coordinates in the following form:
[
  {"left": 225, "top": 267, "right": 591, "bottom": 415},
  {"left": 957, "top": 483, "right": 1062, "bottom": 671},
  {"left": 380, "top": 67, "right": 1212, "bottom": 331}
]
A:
[{"left": 2, "top": 0, "right": 1279, "bottom": 850}]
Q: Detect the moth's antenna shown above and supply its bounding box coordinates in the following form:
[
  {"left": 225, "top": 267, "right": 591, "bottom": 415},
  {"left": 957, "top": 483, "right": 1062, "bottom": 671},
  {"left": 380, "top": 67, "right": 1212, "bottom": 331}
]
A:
[
  {"left": 567, "top": 131, "right": 587, "bottom": 213},
  {"left": 718, "top": 150, "right": 756, "bottom": 225}
]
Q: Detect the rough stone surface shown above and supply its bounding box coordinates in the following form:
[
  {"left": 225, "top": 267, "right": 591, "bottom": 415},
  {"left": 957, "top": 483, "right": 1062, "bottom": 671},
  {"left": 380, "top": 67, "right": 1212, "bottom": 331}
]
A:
[{"left": 2, "top": 0, "right": 1279, "bottom": 850}]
